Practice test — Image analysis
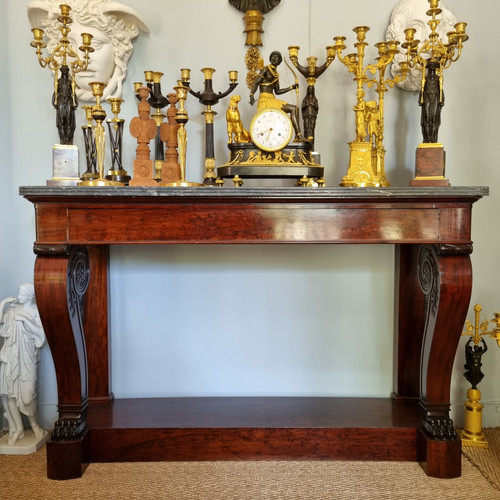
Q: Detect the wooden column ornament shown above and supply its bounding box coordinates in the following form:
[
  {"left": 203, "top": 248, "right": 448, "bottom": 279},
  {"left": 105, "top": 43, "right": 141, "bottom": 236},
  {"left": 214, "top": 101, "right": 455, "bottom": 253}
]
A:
[
  {"left": 129, "top": 86, "right": 157, "bottom": 186},
  {"left": 159, "top": 93, "right": 181, "bottom": 184}
]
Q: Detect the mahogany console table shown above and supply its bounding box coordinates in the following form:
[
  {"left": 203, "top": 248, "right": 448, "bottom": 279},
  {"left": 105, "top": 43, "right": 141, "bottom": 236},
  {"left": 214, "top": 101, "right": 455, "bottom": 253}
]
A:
[{"left": 20, "top": 185, "right": 487, "bottom": 480}]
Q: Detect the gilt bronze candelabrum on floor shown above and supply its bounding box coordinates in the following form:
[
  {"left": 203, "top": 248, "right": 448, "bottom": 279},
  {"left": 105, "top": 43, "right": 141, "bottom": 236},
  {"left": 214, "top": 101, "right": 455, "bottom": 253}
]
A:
[{"left": 461, "top": 304, "right": 500, "bottom": 448}]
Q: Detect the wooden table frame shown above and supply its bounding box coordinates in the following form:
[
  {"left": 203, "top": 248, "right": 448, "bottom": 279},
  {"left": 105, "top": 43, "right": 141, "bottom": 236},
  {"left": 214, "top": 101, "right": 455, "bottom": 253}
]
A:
[{"left": 20, "top": 185, "right": 487, "bottom": 480}]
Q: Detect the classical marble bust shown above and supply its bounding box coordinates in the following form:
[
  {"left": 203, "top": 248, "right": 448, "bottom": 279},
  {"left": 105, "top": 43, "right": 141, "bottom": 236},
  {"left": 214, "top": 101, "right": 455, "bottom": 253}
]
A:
[
  {"left": 386, "top": 0, "right": 457, "bottom": 91},
  {"left": 27, "top": 0, "right": 149, "bottom": 101}
]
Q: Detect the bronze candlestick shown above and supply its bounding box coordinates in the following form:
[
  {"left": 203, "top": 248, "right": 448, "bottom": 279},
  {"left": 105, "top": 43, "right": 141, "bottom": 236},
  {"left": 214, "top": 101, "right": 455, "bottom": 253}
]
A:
[
  {"left": 105, "top": 97, "right": 130, "bottom": 185},
  {"left": 78, "top": 82, "right": 123, "bottom": 186}
]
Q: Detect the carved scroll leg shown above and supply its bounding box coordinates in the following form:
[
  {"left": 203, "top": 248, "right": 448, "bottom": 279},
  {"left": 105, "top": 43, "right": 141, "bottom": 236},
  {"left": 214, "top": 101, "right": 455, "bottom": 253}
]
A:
[
  {"left": 417, "top": 244, "right": 473, "bottom": 478},
  {"left": 34, "top": 245, "right": 90, "bottom": 479}
]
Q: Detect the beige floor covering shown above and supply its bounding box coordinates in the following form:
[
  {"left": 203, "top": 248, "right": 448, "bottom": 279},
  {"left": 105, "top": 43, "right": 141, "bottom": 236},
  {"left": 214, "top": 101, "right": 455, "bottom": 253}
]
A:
[{"left": 1, "top": 429, "right": 500, "bottom": 499}]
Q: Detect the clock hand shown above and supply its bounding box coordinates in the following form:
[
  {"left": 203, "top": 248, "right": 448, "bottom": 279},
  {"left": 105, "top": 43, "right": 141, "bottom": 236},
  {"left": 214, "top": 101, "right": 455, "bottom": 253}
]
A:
[{"left": 257, "top": 127, "right": 272, "bottom": 138}]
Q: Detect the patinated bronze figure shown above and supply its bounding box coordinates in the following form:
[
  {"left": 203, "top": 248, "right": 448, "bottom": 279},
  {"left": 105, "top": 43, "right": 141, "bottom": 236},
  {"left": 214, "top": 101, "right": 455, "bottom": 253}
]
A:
[
  {"left": 464, "top": 338, "right": 487, "bottom": 389},
  {"left": 419, "top": 60, "right": 444, "bottom": 143},
  {"left": 249, "top": 50, "right": 304, "bottom": 141},
  {"left": 53, "top": 65, "right": 78, "bottom": 144}
]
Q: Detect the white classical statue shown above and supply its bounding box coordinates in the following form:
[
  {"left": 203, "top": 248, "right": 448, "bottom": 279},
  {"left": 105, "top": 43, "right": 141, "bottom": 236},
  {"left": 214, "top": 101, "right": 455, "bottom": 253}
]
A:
[
  {"left": 0, "top": 284, "right": 46, "bottom": 446},
  {"left": 27, "top": 0, "right": 149, "bottom": 101},
  {"left": 386, "top": 0, "right": 457, "bottom": 91}
]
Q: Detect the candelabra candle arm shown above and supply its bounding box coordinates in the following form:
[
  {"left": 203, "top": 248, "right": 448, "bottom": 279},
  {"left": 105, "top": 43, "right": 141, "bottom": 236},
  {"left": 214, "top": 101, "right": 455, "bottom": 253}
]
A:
[{"left": 217, "top": 82, "right": 239, "bottom": 101}]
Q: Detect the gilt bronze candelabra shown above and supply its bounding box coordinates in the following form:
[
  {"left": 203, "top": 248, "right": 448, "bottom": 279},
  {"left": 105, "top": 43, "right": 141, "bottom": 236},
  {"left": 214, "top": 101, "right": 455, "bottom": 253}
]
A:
[
  {"left": 461, "top": 304, "right": 500, "bottom": 448},
  {"left": 333, "top": 27, "right": 409, "bottom": 187}
]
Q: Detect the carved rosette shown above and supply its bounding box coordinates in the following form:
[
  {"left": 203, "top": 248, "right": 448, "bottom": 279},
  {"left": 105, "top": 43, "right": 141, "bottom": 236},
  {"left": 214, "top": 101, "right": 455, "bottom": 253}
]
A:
[
  {"left": 67, "top": 246, "right": 90, "bottom": 318},
  {"left": 418, "top": 245, "right": 439, "bottom": 317}
]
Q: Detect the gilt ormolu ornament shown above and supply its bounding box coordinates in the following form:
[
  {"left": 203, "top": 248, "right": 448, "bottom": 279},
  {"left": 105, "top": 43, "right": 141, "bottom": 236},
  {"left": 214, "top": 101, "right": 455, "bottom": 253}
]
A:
[
  {"left": 129, "top": 86, "right": 158, "bottom": 186},
  {"left": 228, "top": 0, "right": 281, "bottom": 88}
]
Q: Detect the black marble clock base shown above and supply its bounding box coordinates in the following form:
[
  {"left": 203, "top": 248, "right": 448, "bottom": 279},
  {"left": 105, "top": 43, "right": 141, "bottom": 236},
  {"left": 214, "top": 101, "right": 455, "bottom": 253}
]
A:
[{"left": 217, "top": 142, "right": 324, "bottom": 185}]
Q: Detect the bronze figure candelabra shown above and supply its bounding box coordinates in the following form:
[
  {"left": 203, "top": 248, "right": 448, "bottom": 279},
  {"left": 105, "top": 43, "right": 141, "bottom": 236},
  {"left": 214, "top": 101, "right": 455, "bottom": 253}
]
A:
[
  {"left": 180, "top": 68, "right": 238, "bottom": 185},
  {"left": 288, "top": 45, "right": 336, "bottom": 150},
  {"left": 333, "top": 27, "right": 408, "bottom": 187},
  {"left": 399, "top": 0, "right": 468, "bottom": 186},
  {"left": 30, "top": 3, "right": 94, "bottom": 146},
  {"left": 461, "top": 304, "right": 500, "bottom": 448}
]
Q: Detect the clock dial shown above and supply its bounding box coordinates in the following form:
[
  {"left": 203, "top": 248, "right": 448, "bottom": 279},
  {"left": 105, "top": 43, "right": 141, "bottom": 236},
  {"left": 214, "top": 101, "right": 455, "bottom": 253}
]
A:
[{"left": 250, "top": 108, "right": 293, "bottom": 152}]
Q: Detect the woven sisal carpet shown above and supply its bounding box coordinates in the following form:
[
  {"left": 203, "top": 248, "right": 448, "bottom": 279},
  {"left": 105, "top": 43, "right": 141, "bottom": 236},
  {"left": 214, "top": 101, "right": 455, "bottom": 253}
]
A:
[{"left": 2, "top": 430, "right": 500, "bottom": 499}]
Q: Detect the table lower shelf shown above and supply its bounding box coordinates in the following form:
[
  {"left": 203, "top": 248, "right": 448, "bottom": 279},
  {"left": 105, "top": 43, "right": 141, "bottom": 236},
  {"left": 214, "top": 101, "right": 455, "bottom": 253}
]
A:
[{"left": 85, "top": 397, "right": 422, "bottom": 463}]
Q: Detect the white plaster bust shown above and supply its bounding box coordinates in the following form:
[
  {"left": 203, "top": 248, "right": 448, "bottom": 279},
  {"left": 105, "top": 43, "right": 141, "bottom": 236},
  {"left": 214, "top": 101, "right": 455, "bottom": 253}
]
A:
[
  {"left": 386, "top": 0, "right": 457, "bottom": 91},
  {"left": 0, "top": 284, "right": 46, "bottom": 446},
  {"left": 27, "top": 0, "right": 149, "bottom": 102}
]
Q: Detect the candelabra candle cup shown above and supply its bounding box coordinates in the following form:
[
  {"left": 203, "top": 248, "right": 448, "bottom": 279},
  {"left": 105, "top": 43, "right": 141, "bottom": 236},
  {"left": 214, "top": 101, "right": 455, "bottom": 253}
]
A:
[
  {"left": 353, "top": 26, "right": 370, "bottom": 42},
  {"left": 326, "top": 45, "right": 336, "bottom": 62},
  {"left": 181, "top": 68, "right": 191, "bottom": 83},
  {"left": 153, "top": 72, "right": 163, "bottom": 84},
  {"left": 229, "top": 70, "right": 238, "bottom": 84},
  {"left": 333, "top": 36, "right": 346, "bottom": 51},
  {"left": 107, "top": 97, "right": 124, "bottom": 122},
  {"left": 30, "top": 28, "right": 46, "bottom": 49},
  {"left": 288, "top": 45, "right": 299, "bottom": 59},
  {"left": 201, "top": 68, "right": 215, "bottom": 80}
]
